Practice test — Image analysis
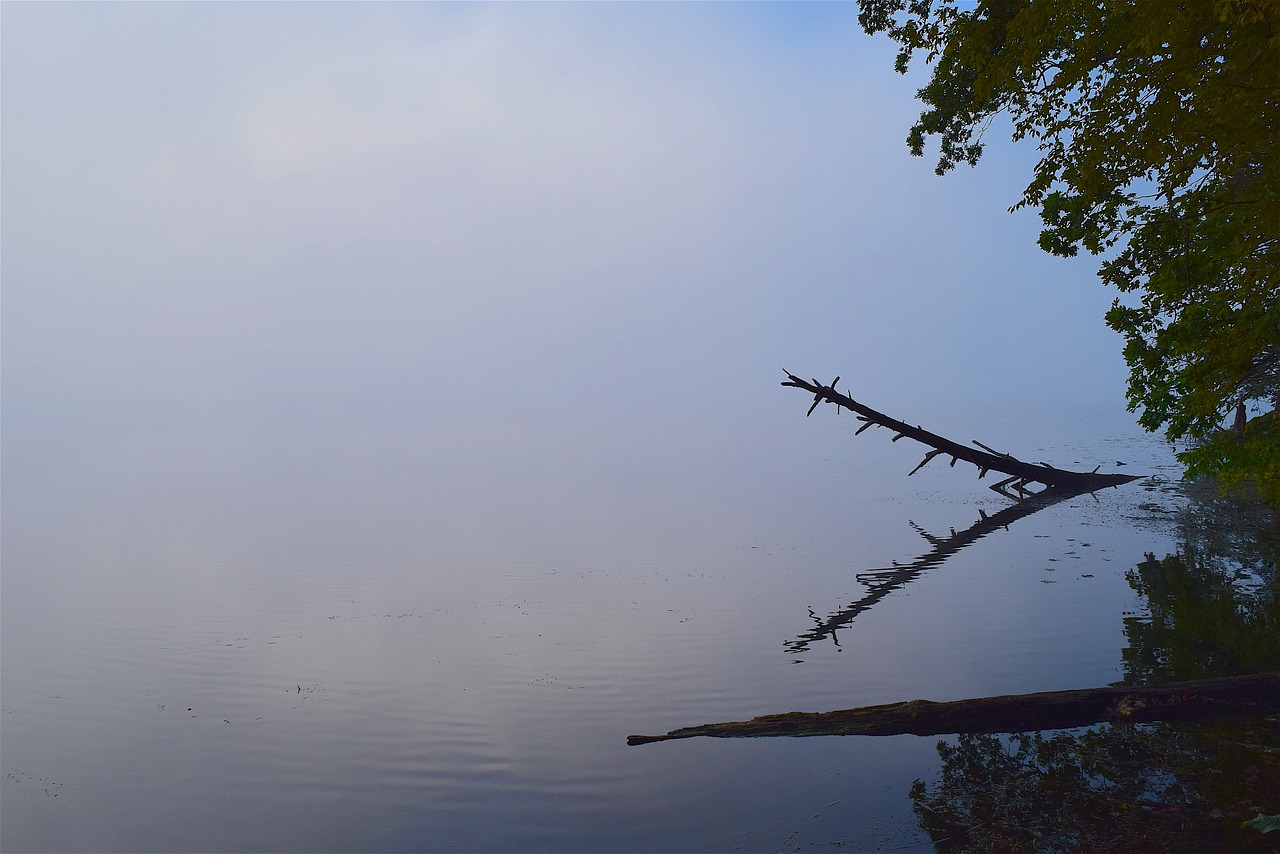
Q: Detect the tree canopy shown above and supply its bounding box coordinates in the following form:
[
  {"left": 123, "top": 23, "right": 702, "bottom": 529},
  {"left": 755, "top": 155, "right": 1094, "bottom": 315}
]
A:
[{"left": 855, "top": 0, "right": 1280, "bottom": 499}]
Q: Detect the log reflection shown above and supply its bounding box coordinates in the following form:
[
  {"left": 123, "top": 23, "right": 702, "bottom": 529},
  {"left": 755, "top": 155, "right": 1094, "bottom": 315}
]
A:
[{"left": 788, "top": 484, "right": 1100, "bottom": 655}]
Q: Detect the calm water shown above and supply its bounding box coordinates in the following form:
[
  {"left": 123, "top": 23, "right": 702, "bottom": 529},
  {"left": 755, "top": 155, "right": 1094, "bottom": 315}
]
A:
[{"left": 2, "top": 402, "right": 1186, "bottom": 852}]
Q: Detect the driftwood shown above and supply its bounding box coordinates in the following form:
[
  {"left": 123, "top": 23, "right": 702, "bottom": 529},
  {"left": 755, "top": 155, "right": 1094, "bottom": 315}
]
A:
[
  {"left": 627, "top": 672, "right": 1280, "bottom": 745},
  {"left": 782, "top": 373, "right": 1141, "bottom": 495},
  {"left": 789, "top": 483, "right": 1098, "bottom": 655}
]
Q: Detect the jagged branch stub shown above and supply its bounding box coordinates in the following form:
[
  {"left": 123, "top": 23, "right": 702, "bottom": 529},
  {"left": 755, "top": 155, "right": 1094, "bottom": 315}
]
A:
[{"left": 782, "top": 372, "right": 1140, "bottom": 493}]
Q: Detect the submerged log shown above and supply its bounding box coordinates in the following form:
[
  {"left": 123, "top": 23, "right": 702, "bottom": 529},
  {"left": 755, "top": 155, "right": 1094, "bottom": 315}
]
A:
[
  {"left": 782, "top": 372, "right": 1141, "bottom": 493},
  {"left": 626, "top": 672, "right": 1279, "bottom": 745}
]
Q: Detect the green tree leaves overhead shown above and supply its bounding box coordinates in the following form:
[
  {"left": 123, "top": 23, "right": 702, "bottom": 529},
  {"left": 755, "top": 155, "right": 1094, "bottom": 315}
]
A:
[{"left": 856, "top": 0, "right": 1280, "bottom": 495}]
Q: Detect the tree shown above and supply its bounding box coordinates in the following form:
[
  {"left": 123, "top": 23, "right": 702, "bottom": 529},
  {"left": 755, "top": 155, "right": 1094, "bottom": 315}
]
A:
[{"left": 854, "top": 0, "right": 1280, "bottom": 499}]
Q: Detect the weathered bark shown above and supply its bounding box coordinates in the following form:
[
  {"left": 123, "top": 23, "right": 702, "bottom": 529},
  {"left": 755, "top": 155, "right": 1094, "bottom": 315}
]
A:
[
  {"left": 782, "top": 372, "right": 1141, "bottom": 494},
  {"left": 626, "top": 672, "right": 1279, "bottom": 745}
]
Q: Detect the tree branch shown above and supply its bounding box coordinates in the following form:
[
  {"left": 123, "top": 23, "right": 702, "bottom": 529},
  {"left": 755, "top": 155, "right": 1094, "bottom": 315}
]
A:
[{"left": 781, "top": 372, "right": 1141, "bottom": 493}]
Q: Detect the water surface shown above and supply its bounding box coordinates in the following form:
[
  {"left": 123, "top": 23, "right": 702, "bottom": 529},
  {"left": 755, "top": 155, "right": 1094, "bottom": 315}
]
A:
[{"left": 2, "top": 404, "right": 1185, "bottom": 851}]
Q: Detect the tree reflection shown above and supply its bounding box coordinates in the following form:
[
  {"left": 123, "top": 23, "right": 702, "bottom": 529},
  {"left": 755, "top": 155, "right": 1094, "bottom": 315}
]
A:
[
  {"left": 1124, "top": 480, "right": 1279, "bottom": 686},
  {"left": 910, "top": 488, "right": 1280, "bottom": 852},
  {"left": 1123, "top": 551, "right": 1279, "bottom": 685},
  {"left": 912, "top": 722, "right": 1278, "bottom": 852}
]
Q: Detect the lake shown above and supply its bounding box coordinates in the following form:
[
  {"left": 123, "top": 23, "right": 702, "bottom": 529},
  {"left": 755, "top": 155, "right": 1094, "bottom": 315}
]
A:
[{"left": 2, "top": 398, "right": 1205, "bottom": 852}]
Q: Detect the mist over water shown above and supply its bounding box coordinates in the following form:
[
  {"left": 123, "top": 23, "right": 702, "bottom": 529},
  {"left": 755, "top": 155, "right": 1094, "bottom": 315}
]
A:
[
  {"left": 1, "top": 400, "right": 1185, "bottom": 851},
  {"left": 2, "top": 4, "right": 1191, "bottom": 851}
]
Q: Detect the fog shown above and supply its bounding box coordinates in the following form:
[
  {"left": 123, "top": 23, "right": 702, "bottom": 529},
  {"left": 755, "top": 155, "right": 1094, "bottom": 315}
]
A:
[
  {"left": 4, "top": 2, "right": 1128, "bottom": 456},
  {"left": 2, "top": 10, "right": 1186, "bottom": 851}
]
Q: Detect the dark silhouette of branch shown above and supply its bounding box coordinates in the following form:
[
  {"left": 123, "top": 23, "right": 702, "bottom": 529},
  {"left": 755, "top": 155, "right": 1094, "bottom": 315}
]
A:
[{"left": 782, "top": 372, "right": 1141, "bottom": 493}]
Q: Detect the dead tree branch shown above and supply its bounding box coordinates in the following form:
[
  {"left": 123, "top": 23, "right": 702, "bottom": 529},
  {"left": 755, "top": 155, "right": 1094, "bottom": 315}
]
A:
[{"left": 782, "top": 372, "right": 1141, "bottom": 494}]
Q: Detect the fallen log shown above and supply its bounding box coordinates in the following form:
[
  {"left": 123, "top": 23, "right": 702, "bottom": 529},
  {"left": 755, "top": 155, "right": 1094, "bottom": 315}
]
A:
[
  {"left": 626, "top": 672, "right": 1280, "bottom": 745},
  {"left": 782, "top": 372, "right": 1141, "bottom": 494}
]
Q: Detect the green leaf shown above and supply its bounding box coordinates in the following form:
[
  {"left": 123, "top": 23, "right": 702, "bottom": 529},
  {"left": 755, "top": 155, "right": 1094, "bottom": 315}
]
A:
[{"left": 1242, "top": 813, "right": 1280, "bottom": 834}]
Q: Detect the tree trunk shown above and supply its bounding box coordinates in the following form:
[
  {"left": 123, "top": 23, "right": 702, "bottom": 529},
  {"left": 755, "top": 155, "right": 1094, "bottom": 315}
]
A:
[{"left": 627, "top": 672, "right": 1280, "bottom": 745}]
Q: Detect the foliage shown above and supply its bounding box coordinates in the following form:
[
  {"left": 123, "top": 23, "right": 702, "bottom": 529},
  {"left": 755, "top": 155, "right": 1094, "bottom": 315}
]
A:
[
  {"left": 1245, "top": 813, "right": 1280, "bottom": 834},
  {"left": 854, "top": 0, "right": 1280, "bottom": 496},
  {"left": 1182, "top": 413, "right": 1280, "bottom": 505}
]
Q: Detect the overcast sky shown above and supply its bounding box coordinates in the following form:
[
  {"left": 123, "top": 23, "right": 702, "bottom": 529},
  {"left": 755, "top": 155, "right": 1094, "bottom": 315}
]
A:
[{"left": 3, "top": 2, "right": 1131, "bottom": 448}]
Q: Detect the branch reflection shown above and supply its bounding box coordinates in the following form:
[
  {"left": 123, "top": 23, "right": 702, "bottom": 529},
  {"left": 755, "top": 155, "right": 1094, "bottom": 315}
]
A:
[{"left": 788, "top": 484, "right": 1100, "bottom": 656}]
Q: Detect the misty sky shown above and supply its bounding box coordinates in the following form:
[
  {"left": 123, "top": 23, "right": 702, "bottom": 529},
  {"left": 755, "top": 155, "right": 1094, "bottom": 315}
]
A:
[{"left": 3, "top": 2, "right": 1132, "bottom": 450}]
